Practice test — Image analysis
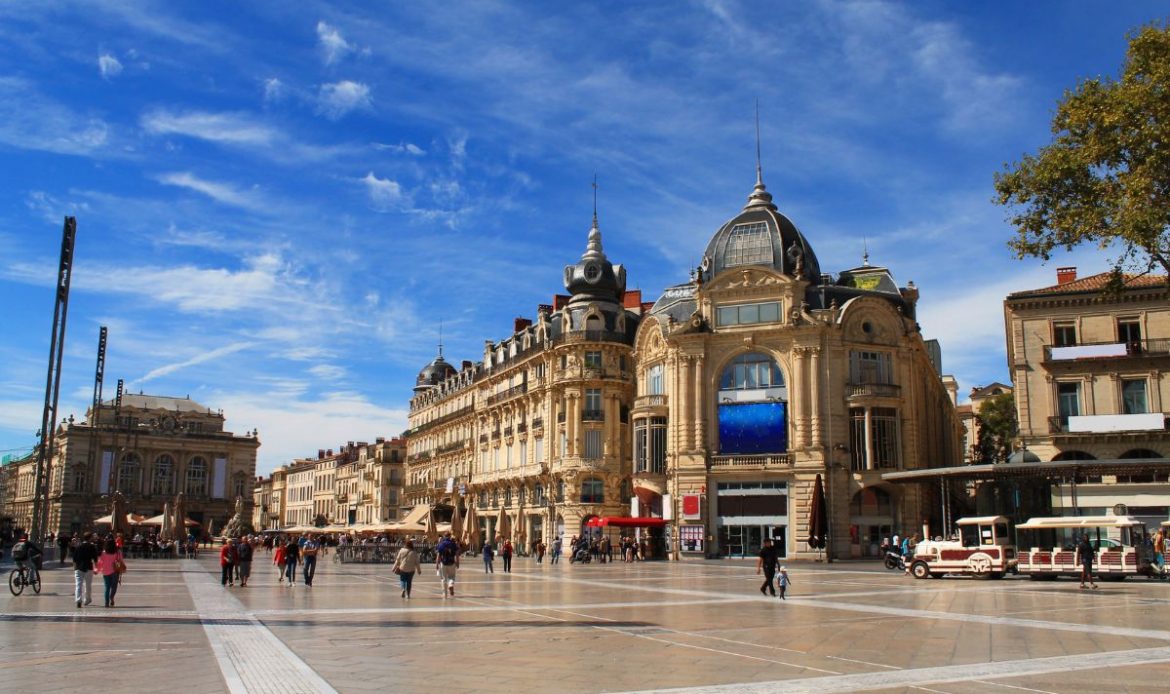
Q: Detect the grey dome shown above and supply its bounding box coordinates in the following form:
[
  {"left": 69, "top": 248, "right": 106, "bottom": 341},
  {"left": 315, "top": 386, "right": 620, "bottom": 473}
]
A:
[
  {"left": 415, "top": 354, "right": 456, "bottom": 391},
  {"left": 563, "top": 216, "right": 626, "bottom": 306},
  {"left": 701, "top": 176, "right": 821, "bottom": 283}
]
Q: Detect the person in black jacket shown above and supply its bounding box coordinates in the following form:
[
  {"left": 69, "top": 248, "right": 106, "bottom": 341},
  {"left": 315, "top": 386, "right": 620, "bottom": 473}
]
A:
[
  {"left": 1078, "top": 533, "right": 1098, "bottom": 590},
  {"left": 72, "top": 533, "right": 100, "bottom": 608}
]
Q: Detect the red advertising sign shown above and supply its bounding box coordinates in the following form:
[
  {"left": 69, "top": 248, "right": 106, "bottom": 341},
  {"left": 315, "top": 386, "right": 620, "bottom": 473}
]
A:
[{"left": 682, "top": 494, "right": 701, "bottom": 519}]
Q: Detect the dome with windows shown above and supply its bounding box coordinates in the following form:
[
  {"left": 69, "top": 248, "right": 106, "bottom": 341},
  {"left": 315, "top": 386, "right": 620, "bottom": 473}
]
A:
[
  {"left": 414, "top": 353, "right": 457, "bottom": 392},
  {"left": 700, "top": 172, "right": 821, "bottom": 283}
]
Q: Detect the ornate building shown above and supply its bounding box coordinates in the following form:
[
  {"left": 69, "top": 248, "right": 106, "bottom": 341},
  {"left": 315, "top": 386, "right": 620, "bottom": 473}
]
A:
[
  {"left": 631, "top": 171, "right": 962, "bottom": 560},
  {"left": 1, "top": 393, "right": 259, "bottom": 536},
  {"left": 406, "top": 214, "right": 644, "bottom": 547}
]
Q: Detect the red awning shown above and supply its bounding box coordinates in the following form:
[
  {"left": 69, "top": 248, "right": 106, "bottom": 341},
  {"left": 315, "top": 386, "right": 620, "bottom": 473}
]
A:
[{"left": 586, "top": 516, "right": 668, "bottom": 528}]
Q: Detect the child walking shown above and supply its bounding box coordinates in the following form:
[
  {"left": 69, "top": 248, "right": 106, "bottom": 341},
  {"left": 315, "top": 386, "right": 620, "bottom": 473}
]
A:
[{"left": 778, "top": 566, "right": 792, "bottom": 600}]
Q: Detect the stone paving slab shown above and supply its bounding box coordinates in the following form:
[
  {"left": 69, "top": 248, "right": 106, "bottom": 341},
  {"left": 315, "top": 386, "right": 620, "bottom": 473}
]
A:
[{"left": 3, "top": 552, "right": 1170, "bottom": 693}]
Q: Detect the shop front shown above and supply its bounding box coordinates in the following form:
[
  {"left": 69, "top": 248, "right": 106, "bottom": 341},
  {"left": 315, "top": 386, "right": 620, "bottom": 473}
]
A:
[{"left": 714, "top": 481, "right": 788, "bottom": 558}]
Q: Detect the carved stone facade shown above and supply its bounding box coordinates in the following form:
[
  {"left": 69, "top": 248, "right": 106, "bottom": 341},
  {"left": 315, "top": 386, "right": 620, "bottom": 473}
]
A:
[{"left": 1, "top": 394, "right": 260, "bottom": 536}]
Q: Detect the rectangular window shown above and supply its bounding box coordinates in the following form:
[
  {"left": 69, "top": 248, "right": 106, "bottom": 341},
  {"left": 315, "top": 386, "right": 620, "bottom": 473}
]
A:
[
  {"left": 850, "top": 408, "right": 867, "bottom": 471},
  {"left": 716, "top": 301, "right": 782, "bottom": 327},
  {"left": 585, "top": 388, "right": 602, "bottom": 411},
  {"left": 559, "top": 432, "right": 567, "bottom": 458},
  {"left": 872, "top": 408, "right": 899, "bottom": 469},
  {"left": 505, "top": 444, "right": 513, "bottom": 468},
  {"left": 519, "top": 440, "right": 527, "bottom": 466},
  {"left": 647, "top": 364, "right": 664, "bottom": 395},
  {"left": 724, "top": 221, "right": 772, "bottom": 266},
  {"left": 535, "top": 438, "right": 544, "bottom": 463},
  {"left": 1122, "top": 379, "right": 1148, "bottom": 415},
  {"left": 634, "top": 421, "right": 647, "bottom": 473},
  {"left": 650, "top": 417, "right": 667, "bottom": 474},
  {"left": 584, "top": 430, "right": 603, "bottom": 459},
  {"left": 1118, "top": 319, "right": 1141, "bottom": 345},
  {"left": 584, "top": 351, "right": 602, "bottom": 369},
  {"left": 1053, "top": 323, "right": 1077, "bottom": 347},
  {"left": 1057, "top": 382, "right": 1081, "bottom": 422},
  {"left": 850, "top": 351, "right": 893, "bottom": 385}
]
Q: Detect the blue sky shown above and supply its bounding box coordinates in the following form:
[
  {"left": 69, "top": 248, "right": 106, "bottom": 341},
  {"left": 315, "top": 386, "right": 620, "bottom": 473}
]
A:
[{"left": 1, "top": 1, "right": 1165, "bottom": 474}]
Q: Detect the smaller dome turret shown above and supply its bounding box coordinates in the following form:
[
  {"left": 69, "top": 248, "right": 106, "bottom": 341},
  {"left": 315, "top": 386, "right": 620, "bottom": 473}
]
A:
[
  {"left": 563, "top": 213, "right": 626, "bottom": 307},
  {"left": 414, "top": 352, "right": 456, "bottom": 393}
]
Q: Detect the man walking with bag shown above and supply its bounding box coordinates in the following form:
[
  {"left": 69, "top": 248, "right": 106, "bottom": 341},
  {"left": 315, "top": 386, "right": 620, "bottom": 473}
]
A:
[
  {"left": 72, "top": 533, "right": 99, "bottom": 608},
  {"left": 435, "top": 532, "right": 460, "bottom": 597}
]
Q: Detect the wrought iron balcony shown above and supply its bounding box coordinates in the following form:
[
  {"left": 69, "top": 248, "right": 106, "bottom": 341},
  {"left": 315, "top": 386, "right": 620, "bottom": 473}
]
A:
[
  {"left": 582, "top": 409, "right": 605, "bottom": 422},
  {"left": 487, "top": 382, "right": 528, "bottom": 406}
]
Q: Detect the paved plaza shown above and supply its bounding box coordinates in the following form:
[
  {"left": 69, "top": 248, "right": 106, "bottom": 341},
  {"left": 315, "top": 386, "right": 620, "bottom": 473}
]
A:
[{"left": 2, "top": 550, "right": 1170, "bottom": 693}]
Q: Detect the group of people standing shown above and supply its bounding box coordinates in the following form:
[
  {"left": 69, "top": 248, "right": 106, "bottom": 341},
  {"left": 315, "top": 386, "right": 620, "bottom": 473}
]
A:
[{"left": 66, "top": 533, "right": 127, "bottom": 608}]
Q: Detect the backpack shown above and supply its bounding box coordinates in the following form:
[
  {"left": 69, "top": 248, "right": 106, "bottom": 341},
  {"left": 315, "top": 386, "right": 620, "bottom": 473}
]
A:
[
  {"left": 11, "top": 541, "right": 28, "bottom": 560},
  {"left": 439, "top": 542, "right": 457, "bottom": 566}
]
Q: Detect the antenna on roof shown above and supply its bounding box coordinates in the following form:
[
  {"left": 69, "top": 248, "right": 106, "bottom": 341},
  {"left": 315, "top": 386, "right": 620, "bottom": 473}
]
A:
[
  {"left": 438, "top": 319, "right": 444, "bottom": 358},
  {"left": 592, "top": 173, "right": 599, "bottom": 228},
  {"left": 755, "top": 99, "right": 763, "bottom": 185}
]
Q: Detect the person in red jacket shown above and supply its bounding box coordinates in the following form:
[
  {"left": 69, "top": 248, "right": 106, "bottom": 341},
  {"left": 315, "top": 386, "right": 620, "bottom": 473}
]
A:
[{"left": 219, "top": 539, "right": 238, "bottom": 587}]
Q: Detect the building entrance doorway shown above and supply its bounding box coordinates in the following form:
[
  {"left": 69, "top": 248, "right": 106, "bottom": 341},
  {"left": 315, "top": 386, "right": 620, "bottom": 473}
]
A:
[{"left": 718, "top": 524, "right": 786, "bottom": 558}]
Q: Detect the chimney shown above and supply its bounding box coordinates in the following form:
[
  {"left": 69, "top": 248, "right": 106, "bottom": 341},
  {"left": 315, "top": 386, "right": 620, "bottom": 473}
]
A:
[
  {"left": 376, "top": 436, "right": 385, "bottom": 444},
  {"left": 514, "top": 317, "right": 532, "bottom": 333},
  {"left": 461, "top": 360, "right": 473, "bottom": 370},
  {"left": 622, "top": 289, "right": 642, "bottom": 309},
  {"left": 552, "top": 294, "right": 570, "bottom": 310},
  {"left": 1057, "top": 267, "right": 1077, "bottom": 285},
  {"left": 317, "top": 449, "right": 325, "bottom": 459}
]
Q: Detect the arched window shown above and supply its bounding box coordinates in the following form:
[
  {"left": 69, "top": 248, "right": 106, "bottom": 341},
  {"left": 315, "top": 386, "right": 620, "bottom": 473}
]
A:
[
  {"left": 117, "top": 453, "right": 141, "bottom": 494},
  {"left": 717, "top": 352, "right": 788, "bottom": 454},
  {"left": 850, "top": 488, "right": 893, "bottom": 516},
  {"left": 581, "top": 477, "right": 604, "bottom": 504},
  {"left": 186, "top": 456, "right": 207, "bottom": 496},
  {"left": 518, "top": 486, "right": 527, "bottom": 505},
  {"left": 504, "top": 488, "right": 512, "bottom": 507},
  {"left": 491, "top": 489, "right": 499, "bottom": 508},
  {"left": 1118, "top": 449, "right": 1164, "bottom": 483},
  {"left": 533, "top": 483, "right": 545, "bottom": 505},
  {"left": 719, "top": 352, "right": 785, "bottom": 393},
  {"left": 152, "top": 455, "right": 174, "bottom": 495}
]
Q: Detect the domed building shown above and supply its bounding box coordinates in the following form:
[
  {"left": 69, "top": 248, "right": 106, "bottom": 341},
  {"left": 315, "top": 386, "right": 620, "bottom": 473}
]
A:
[
  {"left": 631, "top": 169, "right": 962, "bottom": 560},
  {"left": 405, "top": 211, "right": 645, "bottom": 546}
]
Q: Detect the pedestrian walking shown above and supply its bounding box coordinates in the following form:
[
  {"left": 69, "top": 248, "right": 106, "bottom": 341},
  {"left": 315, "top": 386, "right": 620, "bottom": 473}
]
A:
[
  {"left": 236, "top": 537, "right": 254, "bottom": 587},
  {"left": 393, "top": 540, "right": 421, "bottom": 599},
  {"left": 72, "top": 533, "right": 99, "bottom": 608},
  {"left": 778, "top": 566, "right": 792, "bottom": 600},
  {"left": 482, "top": 541, "right": 495, "bottom": 573},
  {"left": 1077, "top": 533, "right": 1098, "bottom": 589},
  {"left": 550, "top": 536, "right": 562, "bottom": 564},
  {"left": 283, "top": 539, "right": 300, "bottom": 585},
  {"left": 219, "top": 539, "right": 237, "bottom": 587},
  {"left": 435, "top": 532, "right": 460, "bottom": 597},
  {"left": 57, "top": 532, "right": 72, "bottom": 566},
  {"left": 502, "top": 539, "right": 513, "bottom": 573},
  {"left": 756, "top": 538, "right": 779, "bottom": 596},
  {"left": 274, "top": 540, "right": 286, "bottom": 581},
  {"left": 94, "top": 539, "right": 126, "bottom": 607},
  {"left": 301, "top": 534, "right": 320, "bottom": 587}
]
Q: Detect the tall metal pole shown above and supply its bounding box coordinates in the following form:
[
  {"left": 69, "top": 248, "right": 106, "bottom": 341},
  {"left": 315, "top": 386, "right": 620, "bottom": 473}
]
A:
[
  {"left": 84, "top": 327, "right": 108, "bottom": 529},
  {"left": 31, "top": 217, "right": 77, "bottom": 544}
]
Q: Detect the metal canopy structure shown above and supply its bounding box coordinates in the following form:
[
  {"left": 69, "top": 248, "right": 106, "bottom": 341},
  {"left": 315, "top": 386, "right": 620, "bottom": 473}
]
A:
[{"left": 882, "top": 458, "right": 1170, "bottom": 483}]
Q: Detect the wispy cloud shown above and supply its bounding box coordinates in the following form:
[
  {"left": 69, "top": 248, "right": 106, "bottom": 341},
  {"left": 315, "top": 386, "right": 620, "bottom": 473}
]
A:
[
  {"left": 263, "top": 77, "right": 285, "bottom": 104},
  {"left": 0, "top": 77, "right": 110, "bottom": 156},
  {"left": 141, "top": 109, "right": 277, "bottom": 145},
  {"left": 372, "top": 141, "right": 426, "bottom": 156},
  {"left": 316, "top": 80, "right": 371, "bottom": 120},
  {"left": 316, "top": 21, "right": 354, "bottom": 65},
  {"left": 98, "top": 53, "right": 123, "bottom": 79},
  {"left": 140, "top": 341, "right": 253, "bottom": 382},
  {"left": 360, "top": 172, "right": 407, "bottom": 212},
  {"left": 157, "top": 171, "right": 264, "bottom": 210}
]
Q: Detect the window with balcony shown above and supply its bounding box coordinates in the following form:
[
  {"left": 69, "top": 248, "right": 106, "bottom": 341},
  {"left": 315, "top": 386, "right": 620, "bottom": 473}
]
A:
[
  {"left": 1118, "top": 319, "right": 1141, "bottom": 345},
  {"left": 584, "top": 388, "right": 603, "bottom": 420},
  {"left": 849, "top": 350, "right": 894, "bottom": 385},
  {"left": 504, "top": 488, "right": 512, "bottom": 506},
  {"left": 581, "top": 477, "right": 604, "bottom": 504},
  {"left": 534, "top": 483, "right": 545, "bottom": 505},
  {"left": 535, "top": 437, "right": 544, "bottom": 464},
  {"left": 519, "top": 440, "right": 527, "bottom": 467},
  {"left": 1057, "top": 382, "right": 1081, "bottom": 425},
  {"left": 647, "top": 363, "right": 664, "bottom": 395},
  {"left": 584, "top": 429, "right": 603, "bottom": 459},
  {"left": 1122, "top": 379, "right": 1148, "bottom": 414},
  {"left": 1053, "top": 323, "right": 1077, "bottom": 347}
]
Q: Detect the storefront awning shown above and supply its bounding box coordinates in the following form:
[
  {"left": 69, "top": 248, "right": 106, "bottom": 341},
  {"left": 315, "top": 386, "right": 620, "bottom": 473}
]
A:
[{"left": 586, "top": 516, "right": 667, "bottom": 528}]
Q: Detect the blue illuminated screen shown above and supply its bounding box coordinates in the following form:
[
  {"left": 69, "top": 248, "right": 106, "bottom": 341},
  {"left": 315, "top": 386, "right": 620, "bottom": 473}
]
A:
[{"left": 718, "top": 402, "right": 787, "bottom": 454}]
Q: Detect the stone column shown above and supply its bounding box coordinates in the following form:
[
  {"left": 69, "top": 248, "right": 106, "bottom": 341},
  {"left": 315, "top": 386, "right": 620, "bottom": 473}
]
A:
[
  {"left": 864, "top": 407, "right": 874, "bottom": 471},
  {"left": 679, "top": 355, "right": 692, "bottom": 451},
  {"left": 792, "top": 347, "right": 807, "bottom": 449},
  {"left": 810, "top": 347, "right": 822, "bottom": 448},
  {"left": 694, "top": 355, "right": 705, "bottom": 452}
]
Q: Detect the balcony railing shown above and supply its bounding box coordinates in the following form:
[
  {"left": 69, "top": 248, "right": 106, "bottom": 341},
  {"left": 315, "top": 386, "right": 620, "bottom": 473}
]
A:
[
  {"left": 408, "top": 404, "right": 475, "bottom": 436},
  {"left": 1044, "top": 339, "right": 1170, "bottom": 362},
  {"left": 517, "top": 422, "right": 527, "bottom": 434},
  {"left": 557, "top": 412, "right": 566, "bottom": 423},
  {"left": 582, "top": 409, "right": 605, "bottom": 422},
  {"left": 550, "top": 329, "right": 630, "bottom": 347},
  {"left": 847, "top": 383, "right": 901, "bottom": 399},
  {"left": 503, "top": 426, "right": 513, "bottom": 438},
  {"left": 436, "top": 440, "right": 467, "bottom": 455},
  {"left": 709, "top": 453, "right": 793, "bottom": 468},
  {"left": 531, "top": 417, "right": 543, "bottom": 429},
  {"left": 634, "top": 394, "right": 667, "bottom": 409},
  {"left": 487, "top": 382, "right": 528, "bottom": 406}
]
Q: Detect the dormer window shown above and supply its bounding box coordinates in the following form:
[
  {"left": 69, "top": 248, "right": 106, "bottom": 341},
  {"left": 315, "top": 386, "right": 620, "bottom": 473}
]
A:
[{"left": 725, "top": 221, "right": 771, "bottom": 267}]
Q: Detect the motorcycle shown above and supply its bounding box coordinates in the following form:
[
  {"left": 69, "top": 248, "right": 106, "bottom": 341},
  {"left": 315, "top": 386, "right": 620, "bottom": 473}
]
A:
[{"left": 883, "top": 550, "right": 906, "bottom": 571}]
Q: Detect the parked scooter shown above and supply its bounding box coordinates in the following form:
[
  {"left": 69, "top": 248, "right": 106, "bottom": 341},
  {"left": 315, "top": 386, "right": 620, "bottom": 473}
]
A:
[{"left": 883, "top": 550, "right": 906, "bottom": 571}]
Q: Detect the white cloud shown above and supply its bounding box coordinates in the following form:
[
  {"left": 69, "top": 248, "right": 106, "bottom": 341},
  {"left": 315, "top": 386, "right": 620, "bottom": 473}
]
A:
[
  {"left": 308, "top": 364, "right": 347, "bottom": 380},
  {"left": 316, "top": 81, "right": 371, "bottom": 120},
  {"left": 140, "top": 342, "right": 253, "bottom": 382},
  {"left": 141, "top": 109, "right": 277, "bottom": 145},
  {"left": 98, "top": 53, "right": 123, "bottom": 79},
  {"left": 157, "top": 171, "right": 263, "bottom": 210},
  {"left": 361, "top": 171, "right": 406, "bottom": 212},
  {"left": 372, "top": 141, "right": 426, "bottom": 156},
  {"left": 316, "top": 21, "right": 354, "bottom": 65},
  {"left": 0, "top": 77, "right": 110, "bottom": 156},
  {"left": 263, "top": 77, "right": 284, "bottom": 103}
]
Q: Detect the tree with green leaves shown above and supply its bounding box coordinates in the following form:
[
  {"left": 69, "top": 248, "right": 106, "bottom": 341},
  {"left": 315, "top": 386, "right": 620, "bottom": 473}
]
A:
[
  {"left": 994, "top": 23, "right": 1170, "bottom": 284},
  {"left": 976, "top": 393, "right": 1017, "bottom": 464}
]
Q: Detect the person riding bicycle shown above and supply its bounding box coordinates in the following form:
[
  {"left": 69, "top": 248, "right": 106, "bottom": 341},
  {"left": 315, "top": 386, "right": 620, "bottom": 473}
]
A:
[{"left": 11, "top": 534, "right": 43, "bottom": 583}]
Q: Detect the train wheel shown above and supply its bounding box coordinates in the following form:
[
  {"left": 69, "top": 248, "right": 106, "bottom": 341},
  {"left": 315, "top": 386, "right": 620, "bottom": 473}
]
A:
[{"left": 910, "top": 561, "right": 931, "bottom": 579}]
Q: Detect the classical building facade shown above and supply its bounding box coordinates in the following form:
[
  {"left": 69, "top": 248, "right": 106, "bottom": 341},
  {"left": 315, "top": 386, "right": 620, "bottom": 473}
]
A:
[
  {"left": 253, "top": 438, "right": 405, "bottom": 530},
  {"left": 406, "top": 216, "right": 643, "bottom": 548},
  {"left": 631, "top": 173, "right": 962, "bottom": 560},
  {"left": 0, "top": 393, "right": 259, "bottom": 536},
  {"left": 1005, "top": 267, "right": 1170, "bottom": 525}
]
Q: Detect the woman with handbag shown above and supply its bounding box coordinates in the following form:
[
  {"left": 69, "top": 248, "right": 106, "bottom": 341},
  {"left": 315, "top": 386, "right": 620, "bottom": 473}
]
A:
[
  {"left": 94, "top": 538, "right": 126, "bottom": 608},
  {"left": 393, "top": 540, "right": 421, "bottom": 599}
]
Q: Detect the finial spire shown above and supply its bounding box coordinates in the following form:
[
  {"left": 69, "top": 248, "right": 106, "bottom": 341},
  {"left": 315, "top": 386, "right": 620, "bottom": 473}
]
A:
[
  {"left": 592, "top": 173, "right": 598, "bottom": 229},
  {"left": 862, "top": 238, "right": 870, "bottom": 266},
  {"left": 438, "top": 319, "right": 444, "bottom": 357},
  {"left": 755, "top": 99, "right": 763, "bottom": 186},
  {"left": 744, "top": 100, "right": 776, "bottom": 211}
]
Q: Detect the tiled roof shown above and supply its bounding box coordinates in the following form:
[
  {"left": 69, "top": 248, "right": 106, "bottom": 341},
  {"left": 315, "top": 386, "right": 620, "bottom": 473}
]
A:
[{"left": 1012, "top": 272, "right": 1167, "bottom": 297}]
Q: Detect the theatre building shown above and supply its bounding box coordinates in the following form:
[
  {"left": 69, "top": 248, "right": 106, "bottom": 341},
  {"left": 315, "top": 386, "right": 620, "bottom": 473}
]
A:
[{"left": 631, "top": 171, "right": 962, "bottom": 560}]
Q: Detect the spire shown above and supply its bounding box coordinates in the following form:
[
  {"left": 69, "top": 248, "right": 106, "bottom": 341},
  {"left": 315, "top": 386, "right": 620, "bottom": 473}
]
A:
[
  {"left": 745, "top": 100, "right": 776, "bottom": 210},
  {"left": 862, "top": 238, "right": 870, "bottom": 267},
  {"left": 438, "top": 319, "right": 444, "bottom": 357},
  {"left": 592, "top": 173, "right": 599, "bottom": 229},
  {"left": 583, "top": 175, "right": 606, "bottom": 262}
]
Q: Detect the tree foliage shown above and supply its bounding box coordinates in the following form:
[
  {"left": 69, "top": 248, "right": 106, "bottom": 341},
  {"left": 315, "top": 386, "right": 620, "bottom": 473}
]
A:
[
  {"left": 976, "top": 393, "right": 1017, "bottom": 464},
  {"left": 994, "top": 23, "right": 1170, "bottom": 283}
]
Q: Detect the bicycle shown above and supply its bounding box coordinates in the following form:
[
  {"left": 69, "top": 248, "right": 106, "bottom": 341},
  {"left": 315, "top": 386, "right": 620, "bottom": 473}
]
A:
[{"left": 8, "top": 563, "right": 41, "bottom": 596}]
